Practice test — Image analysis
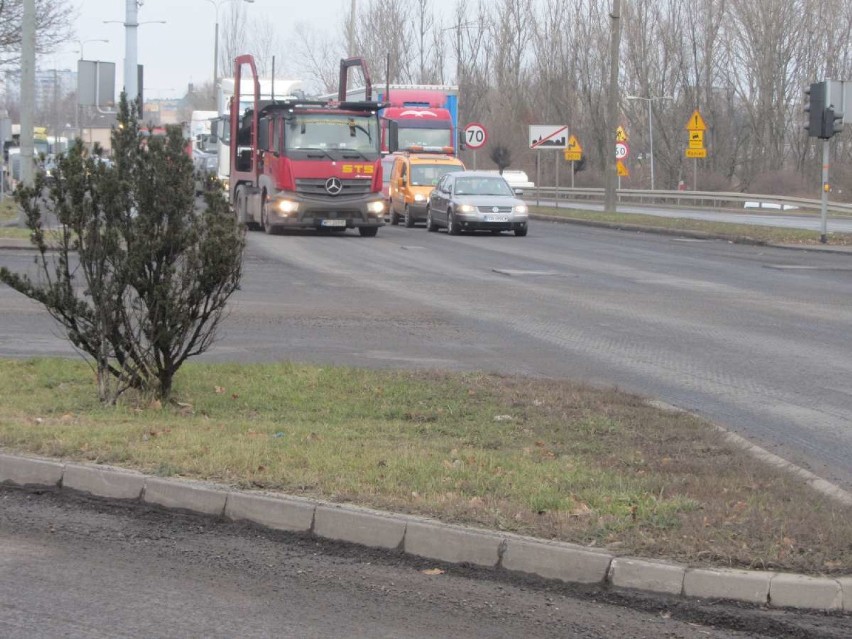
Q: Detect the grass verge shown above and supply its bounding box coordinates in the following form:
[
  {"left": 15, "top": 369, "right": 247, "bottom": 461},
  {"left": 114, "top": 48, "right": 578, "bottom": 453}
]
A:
[
  {"left": 1, "top": 357, "right": 849, "bottom": 576},
  {"left": 533, "top": 206, "right": 852, "bottom": 246}
]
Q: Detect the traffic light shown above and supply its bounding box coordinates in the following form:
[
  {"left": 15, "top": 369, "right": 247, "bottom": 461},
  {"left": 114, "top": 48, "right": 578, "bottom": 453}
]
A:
[
  {"left": 804, "top": 82, "right": 825, "bottom": 137},
  {"left": 822, "top": 107, "right": 845, "bottom": 139}
]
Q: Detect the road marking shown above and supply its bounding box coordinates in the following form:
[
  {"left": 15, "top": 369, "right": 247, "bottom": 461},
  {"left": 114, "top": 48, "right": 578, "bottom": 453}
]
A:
[{"left": 492, "top": 269, "right": 560, "bottom": 277}]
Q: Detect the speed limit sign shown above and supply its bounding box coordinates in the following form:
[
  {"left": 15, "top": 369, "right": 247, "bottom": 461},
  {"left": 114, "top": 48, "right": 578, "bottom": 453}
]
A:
[
  {"left": 464, "top": 122, "right": 488, "bottom": 149},
  {"left": 615, "top": 142, "right": 629, "bottom": 160}
]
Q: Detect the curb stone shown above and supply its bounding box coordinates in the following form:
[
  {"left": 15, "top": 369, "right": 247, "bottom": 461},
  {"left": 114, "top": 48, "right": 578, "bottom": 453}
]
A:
[
  {"left": 314, "top": 504, "right": 407, "bottom": 550},
  {"left": 1, "top": 452, "right": 850, "bottom": 613},
  {"left": 769, "top": 574, "right": 843, "bottom": 610},
  {"left": 0, "top": 453, "right": 64, "bottom": 487},
  {"left": 62, "top": 464, "right": 145, "bottom": 500},
  {"left": 225, "top": 492, "right": 315, "bottom": 533},
  {"left": 683, "top": 567, "right": 773, "bottom": 604},
  {"left": 608, "top": 557, "right": 686, "bottom": 596}
]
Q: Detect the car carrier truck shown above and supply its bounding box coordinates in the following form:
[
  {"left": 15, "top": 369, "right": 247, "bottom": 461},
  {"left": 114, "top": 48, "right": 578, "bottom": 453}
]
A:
[{"left": 228, "top": 55, "right": 387, "bottom": 236}]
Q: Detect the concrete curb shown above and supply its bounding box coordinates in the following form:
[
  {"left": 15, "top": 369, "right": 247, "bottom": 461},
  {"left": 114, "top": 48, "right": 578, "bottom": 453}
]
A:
[{"left": 1, "top": 452, "right": 850, "bottom": 613}]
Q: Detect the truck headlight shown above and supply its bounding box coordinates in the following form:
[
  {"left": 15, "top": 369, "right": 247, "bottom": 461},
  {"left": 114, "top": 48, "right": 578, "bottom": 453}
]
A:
[
  {"left": 513, "top": 204, "right": 528, "bottom": 214},
  {"left": 277, "top": 199, "right": 299, "bottom": 214},
  {"left": 367, "top": 200, "right": 385, "bottom": 215},
  {"left": 414, "top": 193, "right": 426, "bottom": 202},
  {"left": 457, "top": 204, "right": 475, "bottom": 213}
]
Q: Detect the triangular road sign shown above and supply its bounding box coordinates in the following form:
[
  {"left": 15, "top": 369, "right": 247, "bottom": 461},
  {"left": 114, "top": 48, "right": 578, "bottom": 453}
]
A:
[
  {"left": 685, "top": 110, "right": 707, "bottom": 131},
  {"left": 567, "top": 135, "right": 583, "bottom": 152},
  {"left": 615, "top": 126, "right": 629, "bottom": 142}
]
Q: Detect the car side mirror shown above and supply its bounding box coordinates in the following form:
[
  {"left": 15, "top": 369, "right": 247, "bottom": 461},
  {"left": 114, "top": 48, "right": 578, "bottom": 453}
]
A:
[{"left": 513, "top": 188, "right": 524, "bottom": 196}]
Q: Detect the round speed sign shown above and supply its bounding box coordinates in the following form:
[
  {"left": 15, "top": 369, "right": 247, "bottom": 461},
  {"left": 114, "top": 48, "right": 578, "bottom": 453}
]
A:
[
  {"left": 615, "top": 142, "right": 630, "bottom": 160},
  {"left": 464, "top": 122, "right": 488, "bottom": 149}
]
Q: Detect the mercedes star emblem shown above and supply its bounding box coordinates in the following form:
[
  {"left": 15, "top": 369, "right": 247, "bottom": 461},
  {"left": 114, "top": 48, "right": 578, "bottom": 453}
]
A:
[{"left": 325, "top": 177, "right": 343, "bottom": 195}]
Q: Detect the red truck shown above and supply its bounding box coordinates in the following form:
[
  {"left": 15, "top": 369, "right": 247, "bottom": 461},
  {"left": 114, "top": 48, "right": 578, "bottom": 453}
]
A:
[{"left": 229, "top": 55, "right": 387, "bottom": 236}]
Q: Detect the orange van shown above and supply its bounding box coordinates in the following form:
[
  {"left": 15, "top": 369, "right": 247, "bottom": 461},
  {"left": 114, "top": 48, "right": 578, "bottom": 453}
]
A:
[{"left": 388, "top": 153, "right": 465, "bottom": 227}]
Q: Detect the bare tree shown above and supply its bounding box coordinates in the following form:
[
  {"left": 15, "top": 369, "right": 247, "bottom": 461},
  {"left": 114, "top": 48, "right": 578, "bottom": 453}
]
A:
[{"left": 0, "top": 0, "right": 74, "bottom": 66}]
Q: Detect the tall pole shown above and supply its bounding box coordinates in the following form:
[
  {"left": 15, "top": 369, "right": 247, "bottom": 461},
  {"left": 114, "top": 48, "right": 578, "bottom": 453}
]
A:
[
  {"left": 213, "top": 19, "right": 219, "bottom": 88},
  {"left": 125, "top": 0, "right": 139, "bottom": 112},
  {"left": 648, "top": 101, "right": 655, "bottom": 190},
  {"left": 348, "top": 0, "right": 356, "bottom": 56},
  {"left": 603, "top": 0, "right": 621, "bottom": 213},
  {"left": 820, "top": 139, "right": 829, "bottom": 244},
  {"left": 21, "top": 0, "right": 36, "bottom": 187}
]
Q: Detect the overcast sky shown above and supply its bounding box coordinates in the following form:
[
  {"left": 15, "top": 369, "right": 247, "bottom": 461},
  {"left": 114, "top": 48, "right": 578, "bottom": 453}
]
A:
[{"left": 46, "top": 0, "right": 459, "bottom": 100}]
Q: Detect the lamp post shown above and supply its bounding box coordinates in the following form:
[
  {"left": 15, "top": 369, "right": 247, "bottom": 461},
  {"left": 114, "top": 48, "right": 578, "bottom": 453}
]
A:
[
  {"left": 79, "top": 38, "right": 109, "bottom": 61},
  {"left": 202, "top": 0, "right": 254, "bottom": 89},
  {"left": 625, "top": 94, "right": 673, "bottom": 190},
  {"left": 103, "top": 7, "right": 166, "bottom": 114}
]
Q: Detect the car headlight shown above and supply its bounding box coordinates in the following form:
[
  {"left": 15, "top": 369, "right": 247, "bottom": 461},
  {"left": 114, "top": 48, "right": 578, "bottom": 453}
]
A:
[
  {"left": 277, "top": 199, "right": 299, "bottom": 214},
  {"left": 366, "top": 200, "right": 385, "bottom": 214},
  {"left": 456, "top": 204, "right": 475, "bottom": 213},
  {"left": 513, "top": 204, "right": 528, "bottom": 214},
  {"left": 413, "top": 193, "right": 426, "bottom": 202}
]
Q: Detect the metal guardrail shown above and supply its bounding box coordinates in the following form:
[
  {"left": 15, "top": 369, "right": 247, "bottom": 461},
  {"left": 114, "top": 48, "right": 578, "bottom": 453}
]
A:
[{"left": 527, "top": 187, "right": 852, "bottom": 216}]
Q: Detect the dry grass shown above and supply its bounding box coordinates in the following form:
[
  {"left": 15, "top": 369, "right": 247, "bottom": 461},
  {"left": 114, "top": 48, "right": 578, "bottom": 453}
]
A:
[{"left": 0, "top": 358, "right": 849, "bottom": 576}]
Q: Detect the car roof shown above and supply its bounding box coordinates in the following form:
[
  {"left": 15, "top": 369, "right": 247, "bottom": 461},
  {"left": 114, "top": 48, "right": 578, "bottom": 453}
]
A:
[{"left": 447, "top": 171, "right": 508, "bottom": 179}]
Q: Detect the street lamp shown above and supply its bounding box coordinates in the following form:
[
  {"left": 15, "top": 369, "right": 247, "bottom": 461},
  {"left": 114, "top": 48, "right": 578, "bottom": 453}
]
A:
[
  {"left": 202, "top": 0, "right": 254, "bottom": 89},
  {"left": 78, "top": 38, "right": 109, "bottom": 61},
  {"left": 625, "top": 94, "right": 673, "bottom": 190}
]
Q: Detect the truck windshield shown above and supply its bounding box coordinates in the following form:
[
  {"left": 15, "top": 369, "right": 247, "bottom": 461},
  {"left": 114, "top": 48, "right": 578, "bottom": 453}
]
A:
[
  {"left": 286, "top": 114, "right": 378, "bottom": 152},
  {"left": 410, "top": 164, "right": 463, "bottom": 186},
  {"left": 398, "top": 127, "right": 452, "bottom": 150}
]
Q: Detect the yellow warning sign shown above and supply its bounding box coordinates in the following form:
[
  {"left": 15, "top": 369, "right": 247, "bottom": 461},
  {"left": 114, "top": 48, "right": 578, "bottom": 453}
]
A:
[
  {"left": 615, "top": 126, "right": 628, "bottom": 142},
  {"left": 685, "top": 110, "right": 707, "bottom": 131},
  {"left": 564, "top": 135, "right": 583, "bottom": 161},
  {"left": 616, "top": 159, "right": 629, "bottom": 176},
  {"left": 685, "top": 148, "right": 707, "bottom": 159},
  {"left": 688, "top": 139, "right": 704, "bottom": 149},
  {"left": 689, "top": 130, "right": 704, "bottom": 143}
]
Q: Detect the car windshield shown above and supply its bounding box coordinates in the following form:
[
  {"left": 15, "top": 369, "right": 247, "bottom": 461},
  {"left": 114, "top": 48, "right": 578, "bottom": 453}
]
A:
[
  {"left": 410, "top": 164, "right": 463, "bottom": 186},
  {"left": 453, "top": 177, "right": 514, "bottom": 197},
  {"left": 398, "top": 127, "right": 452, "bottom": 150},
  {"left": 285, "top": 113, "right": 378, "bottom": 152}
]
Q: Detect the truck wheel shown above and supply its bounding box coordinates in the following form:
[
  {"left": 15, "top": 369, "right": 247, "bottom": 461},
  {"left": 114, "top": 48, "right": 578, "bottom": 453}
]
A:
[
  {"left": 359, "top": 226, "right": 378, "bottom": 237},
  {"left": 262, "top": 195, "right": 277, "bottom": 235},
  {"left": 447, "top": 211, "right": 460, "bottom": 235},
  {"left": 404, "top": 205, "right": 415, "bottom": 228},
  {"left": 426, "top": 208, "right": 438, "bottom": 232}
]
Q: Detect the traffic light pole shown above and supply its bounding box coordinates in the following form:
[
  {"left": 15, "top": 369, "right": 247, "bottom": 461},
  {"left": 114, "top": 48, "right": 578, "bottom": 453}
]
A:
[{"left": 820, "top": 139, "right": 829, "bottom": 244}]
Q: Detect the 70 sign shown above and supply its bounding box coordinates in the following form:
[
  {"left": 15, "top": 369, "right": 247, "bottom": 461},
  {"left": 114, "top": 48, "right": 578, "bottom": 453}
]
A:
[{"left": 463, "top": 122, "right": 488, "bottom": 149}]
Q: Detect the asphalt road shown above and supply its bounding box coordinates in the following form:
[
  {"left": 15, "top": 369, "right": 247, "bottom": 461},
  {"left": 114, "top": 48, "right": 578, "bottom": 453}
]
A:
[{"left": 2, "top": 486, "right": 846, "bottom": 638}]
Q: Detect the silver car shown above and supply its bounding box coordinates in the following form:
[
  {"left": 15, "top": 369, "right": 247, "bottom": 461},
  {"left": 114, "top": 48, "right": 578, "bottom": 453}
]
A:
[{"left": 425, "top": 171, "right": 529, "bottom": 236}]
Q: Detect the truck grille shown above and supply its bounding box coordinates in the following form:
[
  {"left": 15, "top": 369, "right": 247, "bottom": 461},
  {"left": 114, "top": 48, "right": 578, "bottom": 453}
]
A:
[{"left": 295, "top": 178, "right": 373, "bottom": 197}]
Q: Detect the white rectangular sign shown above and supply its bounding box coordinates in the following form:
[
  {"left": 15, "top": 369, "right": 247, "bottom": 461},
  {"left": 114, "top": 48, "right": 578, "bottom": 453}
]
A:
[{"left": 529, "top": 125, "right": 568, "bottom": 149}]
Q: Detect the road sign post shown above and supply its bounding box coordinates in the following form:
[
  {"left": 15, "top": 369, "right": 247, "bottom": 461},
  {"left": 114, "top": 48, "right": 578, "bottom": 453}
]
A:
[
  {"left": 563, "top": 135, "right": 583, "bottom": 189},
  {"left": 684, "top": 109, "right": 707, "bottom": 190}
]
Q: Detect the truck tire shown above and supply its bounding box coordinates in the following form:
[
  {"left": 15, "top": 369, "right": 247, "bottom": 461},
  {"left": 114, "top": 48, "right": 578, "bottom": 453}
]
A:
[
  {"left": 261, "top": 195, "right": 277, "bottom": 235},
  {"left": 358, "top": 226, "right": 379, "bottom": 237}
]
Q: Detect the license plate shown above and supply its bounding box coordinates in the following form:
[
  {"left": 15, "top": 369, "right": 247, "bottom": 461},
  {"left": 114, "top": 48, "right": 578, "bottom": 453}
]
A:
[
  {"left": 484, "top": 215, "right": 509, "bottom": 222},
  {"left": 321, "top": 219, "right": 346, "bottom": 227}
]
